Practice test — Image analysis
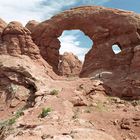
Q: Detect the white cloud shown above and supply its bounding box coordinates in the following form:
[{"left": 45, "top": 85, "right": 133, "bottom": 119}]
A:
[
  {"left": 39, "top": 0, "right": 79, "bottom": 20},
  {"left": 0, "top": 0, "right": 111, "bottom": 25},
  {"left": 0, "top": 0, "right": 43, "bottom": 25},
  {"left": 0, "top": 0, "right": 78, "bottom": 25},
  {"left": 58, "top": 31, "right": 90, "bottom": 62}
]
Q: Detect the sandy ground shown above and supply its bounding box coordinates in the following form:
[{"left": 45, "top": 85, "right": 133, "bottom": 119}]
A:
[{"left": 0, "top": 78, "right": 140, "bottom": 140}]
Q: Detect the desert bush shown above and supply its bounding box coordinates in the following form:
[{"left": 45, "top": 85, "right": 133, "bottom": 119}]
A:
[
  {"left": 0, "top": 107, "right": 24, "bottom": 128},
  {"left": 50, "top": 89, "right": 59, "bottom": 95},
  {"left": 39, "top": 107, "right": 52, "bottom": 118}
]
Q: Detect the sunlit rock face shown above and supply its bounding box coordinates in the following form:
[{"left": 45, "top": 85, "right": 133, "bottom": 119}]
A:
[
  {"left": 58, "top": 52, "right": 82, "bottom": 77},
  {"left": 32, "top": 6, "right": 140, "bottom": 99}
]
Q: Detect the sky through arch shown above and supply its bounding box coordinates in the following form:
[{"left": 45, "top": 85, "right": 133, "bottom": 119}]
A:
[{"left": 58, "top": 30, "right": 93, "bottom": 62}]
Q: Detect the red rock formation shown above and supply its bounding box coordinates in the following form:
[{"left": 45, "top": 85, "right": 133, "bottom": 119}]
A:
[
  {"left": 130, "top": 45, "right": 140, "bottom": 72},
  {"left": 0, "top": 6, "right": 140, "bottom": 140},
  {"left": 0, "top": 18, "right": 7, "bottom": 36},
  {"left": 32, "top": 6, "right": 140, "bottom": 76},
  {"left": 58, "top": 52, "right": 82, "bottom": 76},
  {"left": 0, "top": 21, "right": 40, "bottom": 59},
  {"left": 25, "top": 20, "right": 39, "bottom": 33},
  {"left": 0, "top": 20, "right": 57, "bottom": 107},
  {"left": 0, "top": 55, "right": 54, "bottom": 107},
  {"left": 32, "top": 6, "right": 140, "bottom": 99}
]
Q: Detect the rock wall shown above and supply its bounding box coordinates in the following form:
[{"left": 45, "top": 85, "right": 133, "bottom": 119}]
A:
[{"left": 0, "top": 18, "right": 7, "bottom": 37}]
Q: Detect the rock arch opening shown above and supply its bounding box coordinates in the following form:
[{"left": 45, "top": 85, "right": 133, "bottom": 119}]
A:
[
  {"left": 58, "top": 30, "right": 93, "bottom": 62},
  {"left": 58, "top": 30, "right": 93, "bottom": 76},
  {"left": 112, "top": 44, "right": 122, "bottom": 54}
]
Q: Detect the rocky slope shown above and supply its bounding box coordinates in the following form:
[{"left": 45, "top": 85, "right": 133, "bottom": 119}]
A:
[{"left": 1, "top": 78, "right": 140, "bottom": 140}]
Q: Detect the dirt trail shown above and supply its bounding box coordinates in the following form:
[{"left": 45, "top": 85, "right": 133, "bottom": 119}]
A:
[{"left": 0, "top": 78, "right": 140, "bottom": 140}]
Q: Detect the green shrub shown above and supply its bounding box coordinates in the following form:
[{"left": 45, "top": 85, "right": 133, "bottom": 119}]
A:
[
  {"left": 39, "top": 108, "right": 52, "bottom": 118},
  {"left": 7, "top": 118, "right": 16, "bottom": 126},
  {"left": 0, "top": 117, "right": 16, "bottom": 127},
  {"left": 96, "top": 102, "right": 108, "bottom": 112},
  {"left": 0, "top": 107, "right": 25, "bottom": 128},
  {"left": 85, "top": 109, "right": 91, "bottom": 113},
  {"left": 50, "top": 89, "right": 59, "bottom": 95},
  {"left": 15, "top": 108, "right": 24, "bottom": 118}
]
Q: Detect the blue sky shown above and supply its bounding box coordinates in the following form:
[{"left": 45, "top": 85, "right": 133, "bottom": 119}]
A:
[
  {"left": 104, "top": 0, "right": 140, "bottom": 13},
  {"left": 0, "top": 0, "right": 140, "bottom": 61}
]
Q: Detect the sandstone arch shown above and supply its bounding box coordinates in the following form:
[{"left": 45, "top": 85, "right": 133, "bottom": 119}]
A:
[{"left": 32, "top": 6, "right": 140, "bottom": 77}]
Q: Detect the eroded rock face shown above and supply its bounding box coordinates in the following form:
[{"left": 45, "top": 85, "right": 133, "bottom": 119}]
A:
[
  {"left": 0, "top": 55, "right": 53, "bottom": 108},
  {"left": 0, "top": 21, "right": 41, "bottom": 59},
  {"left": 130, "top": 45, "right": 140, "bottom": 72},
  {"left": 58, "top": 52, "right": 82, "bottom": 76}
]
